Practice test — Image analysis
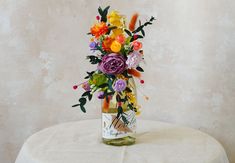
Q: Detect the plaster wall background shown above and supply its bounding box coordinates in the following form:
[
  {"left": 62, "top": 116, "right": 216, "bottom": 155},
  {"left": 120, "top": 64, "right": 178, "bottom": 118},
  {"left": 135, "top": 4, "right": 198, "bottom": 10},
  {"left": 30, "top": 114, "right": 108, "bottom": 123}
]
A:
[{"left": 0, "top": 0, "right": 235, "bottom": 162}]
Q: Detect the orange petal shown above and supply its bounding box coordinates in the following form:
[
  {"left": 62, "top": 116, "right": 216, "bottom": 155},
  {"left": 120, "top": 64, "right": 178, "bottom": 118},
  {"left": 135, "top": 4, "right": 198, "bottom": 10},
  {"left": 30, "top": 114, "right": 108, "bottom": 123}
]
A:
[
  {"left": 127, "top": 69, "right": 141, "bottom": 78},
  {"left": 129, "top": 13, "right": 138, "bottom": 31},
  {"left": 102, "top": 96, "right": 111, "bottom": 112}
]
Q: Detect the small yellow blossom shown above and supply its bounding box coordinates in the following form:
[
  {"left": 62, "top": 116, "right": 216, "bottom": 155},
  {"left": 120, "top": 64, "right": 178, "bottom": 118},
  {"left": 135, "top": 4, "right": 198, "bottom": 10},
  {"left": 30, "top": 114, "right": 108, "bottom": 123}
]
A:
[
  {"left": 111, "top": 28, "right": 123, "bottom": 37},
  {"left": 126, "top": 92, "right": 137, "bottom": 105},
  {"left": 110, "top": 40, "right": 121, "bottom": 52},
  {"left": 116, "top": 74, "right": 128, "bottom": 80},
  {"left": 108, "top": 11, "right": 124, "bottom": 27},
  {"left": 108, "top": 11, "right": 126, "bottom": 38}
]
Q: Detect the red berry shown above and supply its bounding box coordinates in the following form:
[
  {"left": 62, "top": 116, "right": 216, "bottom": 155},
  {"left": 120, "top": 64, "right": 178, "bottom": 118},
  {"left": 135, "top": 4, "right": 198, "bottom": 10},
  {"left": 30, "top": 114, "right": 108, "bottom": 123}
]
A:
[
  {"left": 140, "top": 80, "right": 144, "bottom": 84},
  {"left": 73, "top": 85, "right": 78, "bottom": 90},
  {"left": 96, "top": 16, "right": 100, "bottom": 20}
]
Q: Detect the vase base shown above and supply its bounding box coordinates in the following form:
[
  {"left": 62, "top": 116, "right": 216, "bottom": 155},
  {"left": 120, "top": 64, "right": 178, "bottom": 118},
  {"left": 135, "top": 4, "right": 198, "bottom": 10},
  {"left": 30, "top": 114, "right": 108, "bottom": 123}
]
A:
[{"left": 102, "top": 136, "right": 136, "bottom": 146}]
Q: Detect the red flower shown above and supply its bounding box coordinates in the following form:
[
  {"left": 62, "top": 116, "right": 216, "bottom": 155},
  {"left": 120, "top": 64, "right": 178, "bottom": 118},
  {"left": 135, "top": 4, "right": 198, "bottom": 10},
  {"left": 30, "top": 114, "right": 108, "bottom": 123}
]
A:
[
  {"left": 90, "top": 22, "right": 109, "bottom": 38},
  {"left": 102, "top": 37, "right": 114, "bottom": 52}
]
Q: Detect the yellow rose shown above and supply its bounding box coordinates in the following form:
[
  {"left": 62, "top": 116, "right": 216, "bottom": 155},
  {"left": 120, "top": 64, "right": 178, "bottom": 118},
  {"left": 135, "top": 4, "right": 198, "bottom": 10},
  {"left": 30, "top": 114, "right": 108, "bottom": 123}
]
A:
[
  {"left": 110, "top": 40, "right": 121, "bottom": 52},
  {"left": 111, "top": 28, "right": 123, "bottom": 37},
  {"left": 108, "top": 11, "right": 124, "bottom": 27}
]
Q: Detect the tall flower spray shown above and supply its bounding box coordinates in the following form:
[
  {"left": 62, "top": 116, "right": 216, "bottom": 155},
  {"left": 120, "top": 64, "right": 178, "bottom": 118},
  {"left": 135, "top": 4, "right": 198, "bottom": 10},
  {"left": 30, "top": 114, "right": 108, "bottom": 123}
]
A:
[{"left": 73, "top": 6, "right": 155, "bottom": 124}]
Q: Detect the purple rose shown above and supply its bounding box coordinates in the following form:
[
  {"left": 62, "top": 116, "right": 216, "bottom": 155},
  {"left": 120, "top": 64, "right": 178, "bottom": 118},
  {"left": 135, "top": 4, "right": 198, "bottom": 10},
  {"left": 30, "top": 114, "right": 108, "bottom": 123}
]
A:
[
  {"left": 98, "top": 53, "right": 126, "bottom": 75},
  {"left": 113, "top": 79, "right": 127, "bottom": 92}
]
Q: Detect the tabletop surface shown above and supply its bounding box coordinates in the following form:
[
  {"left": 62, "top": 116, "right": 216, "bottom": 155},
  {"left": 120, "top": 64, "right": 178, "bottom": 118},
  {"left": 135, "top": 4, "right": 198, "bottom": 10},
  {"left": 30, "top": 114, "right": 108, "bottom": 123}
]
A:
[{"left": 15, "top": 119, "right": 229, "bottom": 163}]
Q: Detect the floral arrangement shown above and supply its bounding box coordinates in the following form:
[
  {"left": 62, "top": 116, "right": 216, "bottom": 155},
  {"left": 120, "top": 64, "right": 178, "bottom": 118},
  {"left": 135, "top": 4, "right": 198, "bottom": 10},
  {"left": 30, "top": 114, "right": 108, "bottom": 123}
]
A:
[{"left": 73, "top": 6, "right": 155, "bottom": 123}]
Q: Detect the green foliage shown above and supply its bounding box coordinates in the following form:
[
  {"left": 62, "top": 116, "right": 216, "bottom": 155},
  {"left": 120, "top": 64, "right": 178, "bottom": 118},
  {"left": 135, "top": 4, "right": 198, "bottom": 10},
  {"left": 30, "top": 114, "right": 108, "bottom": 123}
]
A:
[
  {"left": 89, "top": 73, "right": 108, "bottom": 87},
  {"left": 86, "top": 55, "right": 101, "bottom": 64},
  {"left": 124, "top": 29, "right": 132, "bottom": 36},
  {"left": 125, "top": 87, "right": 132, "bottom": 93},
  {"left": 84, "top": 71, "right": 95, "bottom": 79},
  {"left": 80, "top": 105, "right": 86, "bottom": 113},
  {"left": 127, "top": 103, "right": 137, "bottom": 112},
  {"left": 98, "top": 83, "right": 109, "bottom": 88},
  {"left": 98, "top": 6, "right": 110, "bottom": 22},
  {"left": 122, "top": 70, "right": 133, "bottom": 78},
  {"left": 72, "top": 91, "right": 93, "bottom": 113},
  {"left": 136, "top": 66, "right": 144, "bottom": 72},
  {"left": 82, "top": 91, "right": 92, "bottom": 101},
  {"left": 121, "top": 115, "right": 129, "bottom": 125},
  {"left": 79, "top": 98, "right": 86, "bottom": 105},
  {"left": 117, "top": 106, "right": 123, "bottom": 118},
  {"left": 132, "top": 16, "right": 156, "bottom": 35},
  {"left": 116, "top": 94, "right": 121, "bottom": 102},
  {"left": 130, "top": 35, "right": 143, "bottom": 42},
  {"left": 107, "top": 26, "right": 117, "bottom": 35}
]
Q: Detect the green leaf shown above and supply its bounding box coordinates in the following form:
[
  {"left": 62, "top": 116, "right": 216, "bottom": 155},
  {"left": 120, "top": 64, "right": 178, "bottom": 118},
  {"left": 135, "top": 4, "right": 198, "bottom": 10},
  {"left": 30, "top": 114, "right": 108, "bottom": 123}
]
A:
[
  {"left": 122, "top": 70, "right": 132, "bottom": 78},
  {"left": 80, "top": 105, "right": 86, "bottom": 113},
  {"left": 121, "top": 115, "right": 129, "bottom": 125},
  {"left": 98, "top": 7, "right": 103, "bottom": 16},
  {"left": 144, "top": 22, "right": 152, "bottom": 26},
  {"left": 130, "top": 35, "right": 143, "bottom": 42},
  {"left": 141, "top": 29, "right": 145, "bottom": 36},
  {"left": 133, "top": 26, "right": 143, "bottom": 33},
  {"left": 120, "top": 98, "right": 127, "bottom": 103},
  {"left": 72, "top": 104, "right": 80, "bottom": 107},
  {"left": 128, "top": 103, "right": 137, "bottom": 112},
  {"left": 84, "top": 76, "right": 89, "bottom": 79},
  {"left": 85, "top": 71, "right": 94, "bottom": 79},
  {"left": 116, "top": 94, "right": 121, "bottom": 102},
  {"left": 88, "top": 93, "right": 92, "bottom": 101},
  {"left": 150, "top": 16, "right": 156, "bottom": 22},
  {"left": 87, "top": 71, "right": 95, "bottom": 76},
  {"left": 125, "top": 87, "right": 132, "bottom": 92},
  {"left": 124, "top": 29, "right": 132, "bottom": 36},
  {"left": 86, "top": 55, "right": 101, "bottom": 64},
  {"left": 136, "top": 66, "right": 144, "bottom": 72},
  {"left": 127, "top": 104, "right": 132, "bottom": 110},
  {"left": 105, "top": 95, "right": 109, "bottom": 103},
  {"left": 107, "top": 26, "right": 117, "bottom": 35},
  {"left": 98, "top": 83, "right": 109, "bottom": 88},
  {"left": 101, "top": 6, "right": 110, "bottom": 22},
  {"left": 79, "top": 98, "right": 87, "bottom": 105},
  {"left": 132, "top": 16, "right": 155, "bottom": 34},
  {"left": 82, "top": 91, "right": 91, "bottom": 97},
  {"left": 117, "top": 106, "right": 123, "bottom": 118},
  {"left": 107, "top": 91, "right": 115, "bottom": 96}
]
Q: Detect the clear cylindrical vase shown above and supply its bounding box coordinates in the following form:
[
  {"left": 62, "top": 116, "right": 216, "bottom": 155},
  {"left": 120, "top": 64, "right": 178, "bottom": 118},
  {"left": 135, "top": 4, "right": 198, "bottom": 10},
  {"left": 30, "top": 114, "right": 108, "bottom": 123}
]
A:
[{"left": 101, "top": 78, "right": 137, "bottom": 146}]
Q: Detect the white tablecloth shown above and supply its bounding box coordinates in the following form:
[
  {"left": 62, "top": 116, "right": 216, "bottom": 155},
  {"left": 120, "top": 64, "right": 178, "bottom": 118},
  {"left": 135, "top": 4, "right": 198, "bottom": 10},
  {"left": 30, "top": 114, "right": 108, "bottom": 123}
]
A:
[{"left": 15, "top": 119, "right": 229, "bottom": 163}]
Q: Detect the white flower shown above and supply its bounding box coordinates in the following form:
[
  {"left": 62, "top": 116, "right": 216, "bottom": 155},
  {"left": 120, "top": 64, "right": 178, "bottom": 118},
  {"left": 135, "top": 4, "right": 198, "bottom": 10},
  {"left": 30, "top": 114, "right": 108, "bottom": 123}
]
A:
[{"left": 126, "top": 51, "right": 143, "bottom": 69}]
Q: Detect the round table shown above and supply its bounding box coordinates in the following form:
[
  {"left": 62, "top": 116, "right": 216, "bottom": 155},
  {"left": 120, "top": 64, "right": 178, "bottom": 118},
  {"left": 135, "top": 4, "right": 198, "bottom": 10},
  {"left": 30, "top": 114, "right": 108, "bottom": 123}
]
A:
[{"left": 15, "top": 119, "right": 229, "bottom": 163}]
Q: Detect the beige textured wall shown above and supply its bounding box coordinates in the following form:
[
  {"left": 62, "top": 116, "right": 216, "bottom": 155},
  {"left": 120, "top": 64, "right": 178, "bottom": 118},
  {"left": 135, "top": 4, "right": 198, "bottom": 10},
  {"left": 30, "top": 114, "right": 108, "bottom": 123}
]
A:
[{"left": 0, "top": 0, "right": 235, "bottom": 162}]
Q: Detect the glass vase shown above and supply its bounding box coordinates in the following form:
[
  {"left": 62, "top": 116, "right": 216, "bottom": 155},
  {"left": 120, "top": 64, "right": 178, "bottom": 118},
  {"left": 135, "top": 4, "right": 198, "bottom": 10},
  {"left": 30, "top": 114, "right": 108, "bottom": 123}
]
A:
[{"left": 101, "top": 78, "right": 137, "bottom": 146}]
